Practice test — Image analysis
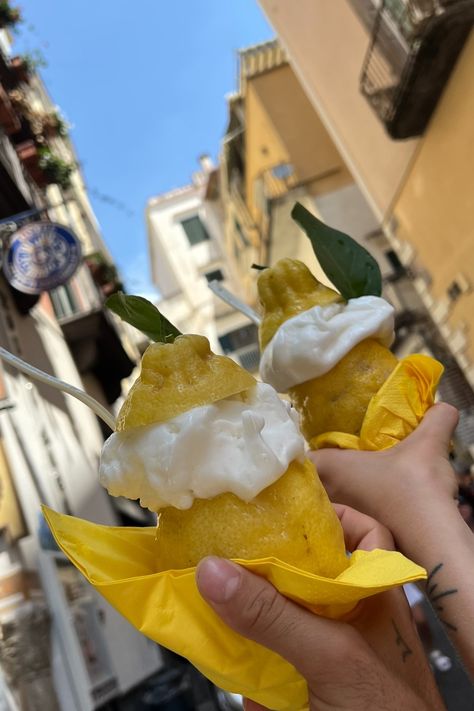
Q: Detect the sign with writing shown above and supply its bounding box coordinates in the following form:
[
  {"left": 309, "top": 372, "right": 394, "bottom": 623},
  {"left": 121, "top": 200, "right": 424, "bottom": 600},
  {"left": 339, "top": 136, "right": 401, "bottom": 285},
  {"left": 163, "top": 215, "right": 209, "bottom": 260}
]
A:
[{"left": 3, "top": 222, "right": 82, "bottom": 294}]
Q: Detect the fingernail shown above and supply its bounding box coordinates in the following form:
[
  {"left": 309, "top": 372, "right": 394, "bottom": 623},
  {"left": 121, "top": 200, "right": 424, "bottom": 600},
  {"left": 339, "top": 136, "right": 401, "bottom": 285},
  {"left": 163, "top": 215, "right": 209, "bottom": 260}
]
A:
[{"left": 196, "top": 557, "right": 242, "bottom": 604}]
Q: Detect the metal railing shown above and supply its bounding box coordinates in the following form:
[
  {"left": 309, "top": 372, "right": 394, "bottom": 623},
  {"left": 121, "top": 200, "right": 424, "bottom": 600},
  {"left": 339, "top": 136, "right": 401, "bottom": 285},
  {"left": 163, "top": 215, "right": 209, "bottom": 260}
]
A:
[
  {"left": 239, "top": 40, "right": 287, "bottom": 92},
  {"left": 383, "top": 0, "right": 442, "bottom": 40},
  {"left": 360, "top": 0, "right": 411, "bottom": 121},
  {"left": 236, "top": 344, "right": 260, "bottom": 373},
  {"left": 360, "top": 0, "right": 474, "bottom": 137}
]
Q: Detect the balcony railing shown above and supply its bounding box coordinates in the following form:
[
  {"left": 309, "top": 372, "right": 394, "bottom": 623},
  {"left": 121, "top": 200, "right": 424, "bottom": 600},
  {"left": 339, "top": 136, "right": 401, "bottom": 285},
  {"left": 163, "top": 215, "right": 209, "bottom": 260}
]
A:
[
  {"left": 229, "top": 182, "right": 260, "bottom": 240},
  {"left": 360, "top": 0, "right": 474, "bottom": 138},
  {"left": 236, "top": 344, "right": 260, "bottom": 373}
]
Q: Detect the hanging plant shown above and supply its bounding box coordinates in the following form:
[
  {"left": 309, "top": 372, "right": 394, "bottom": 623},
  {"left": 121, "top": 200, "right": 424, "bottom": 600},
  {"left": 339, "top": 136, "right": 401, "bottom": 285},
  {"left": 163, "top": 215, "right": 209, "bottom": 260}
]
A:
[
  {"left": 15, "top": 140, "right": 48, "bottom": 187},
  {"left": 38, "top": 147, "right": 74, "bottom": 190},
  {"left": 86, "top": 252, "right": 124, "bottom": 297},
  {"left": 41, "top": 110, "right": 69, "bottom": 138},
  {"left": 8, "top": 91, "right": 68, "bottom": 141},
  {"left": 0, "top": 1, "right": 21, "bottom": 28}
]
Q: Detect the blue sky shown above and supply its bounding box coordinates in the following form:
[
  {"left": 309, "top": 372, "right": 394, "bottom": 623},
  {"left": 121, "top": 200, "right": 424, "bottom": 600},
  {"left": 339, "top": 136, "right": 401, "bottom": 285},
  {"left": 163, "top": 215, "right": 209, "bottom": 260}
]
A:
[{"left": 14, "top": 1, "right": 272, "bottom": 296}]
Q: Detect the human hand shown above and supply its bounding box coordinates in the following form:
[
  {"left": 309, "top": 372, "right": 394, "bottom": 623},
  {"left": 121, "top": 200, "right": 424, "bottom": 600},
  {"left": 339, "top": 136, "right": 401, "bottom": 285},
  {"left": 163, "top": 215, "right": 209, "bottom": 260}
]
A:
[
  {"left": 312, "top": 403, "right": 474, "bottom": 679},
  {"left": 310, "top": 403, "right": 460, "bottom": 552},
  {"left": 196, "top": 506, "right": 443, "bottom": 711}
]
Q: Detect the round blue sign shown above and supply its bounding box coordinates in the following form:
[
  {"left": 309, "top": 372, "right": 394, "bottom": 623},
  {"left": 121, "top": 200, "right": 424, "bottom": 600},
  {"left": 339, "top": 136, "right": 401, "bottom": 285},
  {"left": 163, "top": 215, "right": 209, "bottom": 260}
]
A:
[{"left": 3, "top": 222, "right": 82, "bottom": 294}]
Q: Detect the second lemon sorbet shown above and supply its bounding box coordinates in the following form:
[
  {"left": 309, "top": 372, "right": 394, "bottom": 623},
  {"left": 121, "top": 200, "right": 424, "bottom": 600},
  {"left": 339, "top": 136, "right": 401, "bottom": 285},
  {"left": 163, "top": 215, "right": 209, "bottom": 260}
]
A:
[
  {"left": 257, "top": 259, "right": 398, "bottom": 445},
  {"left": 100, "top": 335, "right": 348, "bottom": 577}
]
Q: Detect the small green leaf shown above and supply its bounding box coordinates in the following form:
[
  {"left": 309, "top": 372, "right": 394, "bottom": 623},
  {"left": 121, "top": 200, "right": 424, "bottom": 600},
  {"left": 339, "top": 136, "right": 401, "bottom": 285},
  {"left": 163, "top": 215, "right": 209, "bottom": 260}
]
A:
[
  {"left": 105, "top": 292, "right": 181, "bottom": 343},
  {"left": 291, "top": 202, "right": 382, "bottom": 300},
  {"left": 251, "top": 263, "right": 269, "bottom": 271}
]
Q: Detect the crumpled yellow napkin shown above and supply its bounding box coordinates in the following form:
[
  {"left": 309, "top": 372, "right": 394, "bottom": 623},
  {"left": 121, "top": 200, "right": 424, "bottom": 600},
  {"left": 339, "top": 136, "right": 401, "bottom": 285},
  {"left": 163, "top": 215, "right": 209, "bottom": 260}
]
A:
[
  {"left": 43, "top": 506, "right": 426, "bottom": 711},
  {"left": 311, "top": 354, "right": 444, "bottom": 450}
]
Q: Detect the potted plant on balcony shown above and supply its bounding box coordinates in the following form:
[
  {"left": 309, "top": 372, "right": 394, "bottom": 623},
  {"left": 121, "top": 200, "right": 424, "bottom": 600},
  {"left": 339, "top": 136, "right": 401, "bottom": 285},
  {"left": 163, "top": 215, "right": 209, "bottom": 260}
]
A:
[
  {"left": 15, "top": 140, "right": 48, "bottom": 186},
  {"left": 38, "top": 147, "right": 74, "bottom": 190},
  {"left": 85, "top": 252, "right": 124, "bottom": 297},
  {"left": 0, "top": 1, "right": 21, "bottom": 28},
  {"left": 7, "top": 91, "right": 67, "bottom": 143},
  {"left": 40, "top": 110, "right": 69, "bottom": 139},
  {"left": 15, "top": 143, "right": 74, "bottom": 189},
  {"left": 10, "top": 51, "right": 46, "bottom": 85}
]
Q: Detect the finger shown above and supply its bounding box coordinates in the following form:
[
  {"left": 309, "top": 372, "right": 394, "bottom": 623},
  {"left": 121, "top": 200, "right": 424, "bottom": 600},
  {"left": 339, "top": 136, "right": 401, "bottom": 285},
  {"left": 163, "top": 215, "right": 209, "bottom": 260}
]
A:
[
  {"left": 310, "top": 448, "right": 369, "bottom": 499},
  {"left": 196, "top": 556, "right": 352, "bottom": 680},
  {"left": 403, "top": 402, "right": 459, "bottom": 456},
  {"left": 333, "top": 504, "right": 394, "bottom": 552},
  {"left": 310, "top": 447, "right": 350, "bottom": 475}
]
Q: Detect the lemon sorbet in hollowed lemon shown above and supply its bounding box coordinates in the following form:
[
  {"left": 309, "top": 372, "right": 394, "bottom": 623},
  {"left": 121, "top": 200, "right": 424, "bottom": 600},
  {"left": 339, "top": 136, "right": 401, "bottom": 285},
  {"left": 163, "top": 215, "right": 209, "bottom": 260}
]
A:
[
  {"left": 257, "top": 259, "right": 397, "bottom": 445},
  {"left": 100, "top": 334, "right": 348, "bottom": 576}
]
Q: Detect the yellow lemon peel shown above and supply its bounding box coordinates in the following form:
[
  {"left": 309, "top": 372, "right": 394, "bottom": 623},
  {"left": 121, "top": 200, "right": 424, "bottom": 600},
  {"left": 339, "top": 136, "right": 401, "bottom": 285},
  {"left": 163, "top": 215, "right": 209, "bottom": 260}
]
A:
[{"left": 116, "top": 334, "right": 256, "bottom": 431}]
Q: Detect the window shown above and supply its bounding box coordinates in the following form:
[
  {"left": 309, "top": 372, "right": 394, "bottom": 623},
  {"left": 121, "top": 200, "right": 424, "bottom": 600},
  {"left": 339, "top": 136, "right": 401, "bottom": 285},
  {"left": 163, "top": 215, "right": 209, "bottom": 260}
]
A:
[
  {"left": 219, "top": 324, "right": 258, "bottom": 355},
  {"left": 180, "top": 215, "right": 210, "bottom": 246},
  {"left": 204, "top": 269, "right": 224, "bottom": 283},
  {"left": 271, "top": 163, "right": 294, "bottom": 180},
  {"left": 50, "top": 282, "right": 79, "bottom": 320}
]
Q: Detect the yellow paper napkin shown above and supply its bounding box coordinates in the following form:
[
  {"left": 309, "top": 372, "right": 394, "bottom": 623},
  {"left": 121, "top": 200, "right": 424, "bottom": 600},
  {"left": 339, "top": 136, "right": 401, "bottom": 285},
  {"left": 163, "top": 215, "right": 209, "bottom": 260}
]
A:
[
  {"left": 43, "top": 506, "right": 426, "bottom": 711},
  {"left": 311, "top": 354, "right": 443, "bottom": 450}
]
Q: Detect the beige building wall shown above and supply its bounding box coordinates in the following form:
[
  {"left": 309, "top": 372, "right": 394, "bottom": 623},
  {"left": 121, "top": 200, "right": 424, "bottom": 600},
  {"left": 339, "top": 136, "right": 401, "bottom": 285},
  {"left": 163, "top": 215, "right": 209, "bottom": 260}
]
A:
[
  {"left": 393, "top": 33, "right": 474, "bottom": 372},
  {"left": 245, "top": 63, "right": 351, "bottom": 223},
  {"left": 245, "top": 77, "right": 288, "bottom": 221},
  {"left": 258, "top": 0, "right": 419, "bottom": 219}
]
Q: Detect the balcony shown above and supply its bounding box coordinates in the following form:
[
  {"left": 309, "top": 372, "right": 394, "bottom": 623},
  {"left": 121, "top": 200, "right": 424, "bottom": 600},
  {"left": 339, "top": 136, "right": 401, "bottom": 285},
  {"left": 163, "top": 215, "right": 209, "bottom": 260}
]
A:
[
  {"left": 360, "top": 0, "right": 474, "bottom": 138},
  {"left": 60, "top": 308, "right": 135, "bottom": 406},
  {"left": 218, "top": 323, "right": 260, "bottom": 372},
  {"left": 52, "top": 271, "right": 134, "bottom": 406}
]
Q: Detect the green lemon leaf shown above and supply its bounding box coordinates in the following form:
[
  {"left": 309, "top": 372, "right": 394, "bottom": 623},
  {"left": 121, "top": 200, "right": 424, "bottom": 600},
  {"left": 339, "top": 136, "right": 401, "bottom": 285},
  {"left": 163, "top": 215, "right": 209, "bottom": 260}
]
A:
[
  {"left": 291, "top": 202, "right": 382, "bottom": 300},
  {"left": 105, "top": 292, "right": 181, "bottom": 343}
]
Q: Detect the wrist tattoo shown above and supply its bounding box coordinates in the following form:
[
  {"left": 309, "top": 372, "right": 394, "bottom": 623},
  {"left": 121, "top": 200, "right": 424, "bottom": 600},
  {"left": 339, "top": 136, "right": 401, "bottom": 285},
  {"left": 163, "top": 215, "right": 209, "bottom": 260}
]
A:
[
  {"left": 391, "top": 619, "right": 413, "bottom": 662},
  {"left": 426, "top": 563, "right": 458, "bottom": 632}
]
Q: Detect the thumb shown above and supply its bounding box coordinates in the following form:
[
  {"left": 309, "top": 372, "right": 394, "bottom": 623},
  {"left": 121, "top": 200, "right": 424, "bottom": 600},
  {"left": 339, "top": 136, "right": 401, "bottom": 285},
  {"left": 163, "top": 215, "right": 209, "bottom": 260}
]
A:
[
  {"left": 196, "top": 557, "right": 355, "bottom": 681},
  {"left": 310, "top": 446, "right": 360, "bottom": 479},
  {"left": 402, "top": 402, "right": 458, "bottom": 456}
]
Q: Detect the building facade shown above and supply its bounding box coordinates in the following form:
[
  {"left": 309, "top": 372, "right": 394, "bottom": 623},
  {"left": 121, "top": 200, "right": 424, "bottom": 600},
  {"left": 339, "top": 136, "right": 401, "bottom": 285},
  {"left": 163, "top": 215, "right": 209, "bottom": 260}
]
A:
[
  {"left": 218, "top": 39, "right": 423, "bottom": 409},
  {"left": 254, "top": 4, "right": 474, "bottom": 461},
  {"left": 146, "top": 156, "right": 260, "bottom": 372},
  {"left": 219, "top": 41, "right": 403, "bottom": 308},
  {"left": 0, "top": 20, "right": 160, "bottom": 710}
]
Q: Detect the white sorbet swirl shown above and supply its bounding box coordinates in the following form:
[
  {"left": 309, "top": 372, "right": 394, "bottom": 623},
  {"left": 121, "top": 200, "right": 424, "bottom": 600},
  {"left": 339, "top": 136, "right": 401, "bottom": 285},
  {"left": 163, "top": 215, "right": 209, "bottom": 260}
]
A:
[
  {"left": 99, "top": 382, "right": 305, "bottom": 511},
  {"left": 259, "top": 296, "right": 395, "bottom": 392}
]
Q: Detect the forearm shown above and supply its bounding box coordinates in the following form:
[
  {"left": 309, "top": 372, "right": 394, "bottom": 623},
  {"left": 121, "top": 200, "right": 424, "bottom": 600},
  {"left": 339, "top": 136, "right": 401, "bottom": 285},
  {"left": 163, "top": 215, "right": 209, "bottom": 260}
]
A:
[
  {"left": 352, "top": 588, "right": 445, "bottom": 710},
  {"left": 395, "top": 499, "right": 474, "bottom": 678}
]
